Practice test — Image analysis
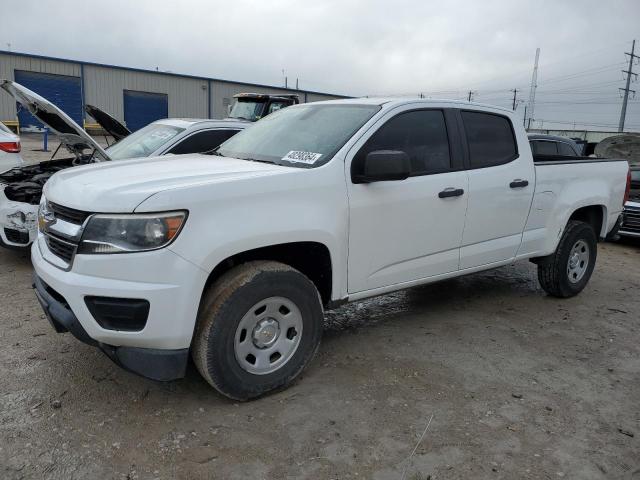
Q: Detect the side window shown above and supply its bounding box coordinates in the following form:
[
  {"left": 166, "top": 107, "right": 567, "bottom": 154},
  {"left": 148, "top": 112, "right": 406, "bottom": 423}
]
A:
[
  {"left": 558, "top": 142, "right": 577, "bottom": 156},
  {"left": 267, "top": 102, "right": 289, "bottom": 114},
  {"left": 461, "top": 111, "right": 517, "bottom": 168},
  {"left": 167, "top": 129, "right": 240, "bottom": 155},
  {"left": 531, "top": 140, "right": 558, "bottom": 156},
  {"left": 352, "top": 110, "right": 451, "bottom": 177}
]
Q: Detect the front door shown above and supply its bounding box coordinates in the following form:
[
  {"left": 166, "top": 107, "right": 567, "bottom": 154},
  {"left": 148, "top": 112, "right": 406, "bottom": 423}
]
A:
[{"left": 347, "top": 107, "right": 469, "bottom": 294}]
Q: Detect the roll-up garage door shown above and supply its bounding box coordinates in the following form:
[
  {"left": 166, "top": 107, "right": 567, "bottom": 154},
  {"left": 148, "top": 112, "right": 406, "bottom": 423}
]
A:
[
  {"left": 123, "top": 90, "right": 168, "bottom": 131},
  {"left": 14, "top": 70, "right": 83, "bottom": 131}
]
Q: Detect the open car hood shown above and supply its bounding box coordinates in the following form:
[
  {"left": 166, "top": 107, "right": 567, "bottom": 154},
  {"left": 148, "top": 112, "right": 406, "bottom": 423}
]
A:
[
  {"left": 595, "top": 133, "right": 640, "bottom": 163},
  {"left": 0, "top": 79, "right": 110, "bottom": 161},
  {"left": 85, "top": 104, "right": 131, "bottom": 141}
]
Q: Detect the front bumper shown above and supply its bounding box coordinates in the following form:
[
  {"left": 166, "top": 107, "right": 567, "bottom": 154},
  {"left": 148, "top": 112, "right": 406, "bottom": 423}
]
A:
[
  {"left": 0, "top": 187, "right": 38, "bottom": 248},
  {"left": 31, "top": 237, "right": 209, "bottom": 380},
  {"left": 33, "top": 274, "right": 188, "bottom": 381}
]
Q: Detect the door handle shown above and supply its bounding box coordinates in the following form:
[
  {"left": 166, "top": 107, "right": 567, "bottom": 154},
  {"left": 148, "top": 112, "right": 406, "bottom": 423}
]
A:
[
  {"left": 438, "top": 187, "right": 465, "bottom": 198},
  {"left": 509, "top": 179, "right": 529, "bottom": 188}
]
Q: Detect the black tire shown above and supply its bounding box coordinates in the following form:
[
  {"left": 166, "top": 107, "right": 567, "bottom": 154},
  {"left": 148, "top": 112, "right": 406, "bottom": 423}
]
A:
[
  {"left": 192, "top": 261, "right": 323, "bottom": 400},
  {"left": 537, "top": 220, "right": 597, "bottom": 298}
]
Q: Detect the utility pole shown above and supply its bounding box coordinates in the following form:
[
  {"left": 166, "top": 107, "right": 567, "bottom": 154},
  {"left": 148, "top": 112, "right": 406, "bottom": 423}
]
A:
[
  {"left": 526, "top": 48, "right": 540, "bottom": 128},
  {"left": 511, "top": 88, "right": 519, "bottom": 110},
  {"left": 467, "top": 90, "right": 475, "bottom": 102},
  {"left": 296, "top": 78, "right": 299, "bottom": 90},
  {"left": 618, "top": 39, "right": 638, "bottom": 132}
]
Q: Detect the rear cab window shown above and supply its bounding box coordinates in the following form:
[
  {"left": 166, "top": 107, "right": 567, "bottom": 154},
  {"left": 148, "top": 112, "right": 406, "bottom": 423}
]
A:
[
  {"left": 531, "top": 140, "right": 558, "bottom": 156},
  {"left": 461, "top": 111, "right": 518, "bottom": 168},
  {"left": 558, "top": 142, "right": 577, "bottom": 156}
]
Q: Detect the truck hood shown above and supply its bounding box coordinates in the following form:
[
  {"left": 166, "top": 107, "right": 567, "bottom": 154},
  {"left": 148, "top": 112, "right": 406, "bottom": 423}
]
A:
[
  {"left": 85, "top": 104, "right": 131, "bottom": 141},
  {"left": 44, "top": 154, "right": 295, "bottom": 212},
  {"left": 0, "top": 80, "right": 110, "bottom": 161}
]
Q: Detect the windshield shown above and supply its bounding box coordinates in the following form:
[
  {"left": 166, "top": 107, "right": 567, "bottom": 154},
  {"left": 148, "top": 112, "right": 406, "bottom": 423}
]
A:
[
  {"left": 106, "top": 123, "right": 184, "bottom": 160},
  {"left": 229, "top": 99, "right": 266, "bottom": 121},
  {"left": 216, "top": 104, "right": 381, "bottom": 168}
]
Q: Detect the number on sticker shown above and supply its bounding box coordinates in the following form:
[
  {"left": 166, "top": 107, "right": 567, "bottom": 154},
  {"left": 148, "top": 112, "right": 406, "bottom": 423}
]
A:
[{"left": 281, "top": 151, "right": 323, "bottom": 164}]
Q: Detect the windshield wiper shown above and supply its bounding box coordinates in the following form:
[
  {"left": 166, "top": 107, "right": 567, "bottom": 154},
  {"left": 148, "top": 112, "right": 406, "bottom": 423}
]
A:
[
  {"left": 239, "top": 157, "right": 277, "bottom": 165},
  {"left": 207, "top": 150, "right": 226, "bottom": 157}
]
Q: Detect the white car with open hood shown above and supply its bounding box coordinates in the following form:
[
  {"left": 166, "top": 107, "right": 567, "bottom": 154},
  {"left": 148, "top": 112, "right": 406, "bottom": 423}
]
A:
[
  {"left": 0, "top": 80, "right": 247, "bottom": 249},
  {"left": 31, "top": 98, "right": 629, "bottom": 400}
]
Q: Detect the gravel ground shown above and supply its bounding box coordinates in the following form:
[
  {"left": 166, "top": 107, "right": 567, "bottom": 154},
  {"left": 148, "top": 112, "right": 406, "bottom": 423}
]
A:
[{"left": 0, "top": 135, "right": 638, "bottom": 479}]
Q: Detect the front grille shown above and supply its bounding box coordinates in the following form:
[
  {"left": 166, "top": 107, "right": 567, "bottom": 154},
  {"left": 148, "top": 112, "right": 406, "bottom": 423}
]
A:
[
  {"left": 4, "top": 228, "right": 29, "bottom": 244},
  {"left": 49, "top": 202, "right": 90, "bottom": 225},
  {"left": 45, "top": 234, "right": 77, "bottom": 263},
  {"left": 621, "top": 204, "right": 640, "bottom": 234}
]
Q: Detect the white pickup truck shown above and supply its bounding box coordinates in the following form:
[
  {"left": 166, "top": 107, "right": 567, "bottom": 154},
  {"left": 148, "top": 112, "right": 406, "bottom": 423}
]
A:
[{"left": 31, "top": 98, "right": 630, "bottom": 400}]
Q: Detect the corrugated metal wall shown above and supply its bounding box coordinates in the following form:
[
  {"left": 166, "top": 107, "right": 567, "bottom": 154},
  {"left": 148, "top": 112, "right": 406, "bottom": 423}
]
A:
[
  {"left": 84, "top": 65, "right": 209, "bottom": 122},
  {"left": 0, "top": 53, "right": 81, "bottom": 121},
  {"left": 0, "top": 52, "right": 346, "bottom": 126}
]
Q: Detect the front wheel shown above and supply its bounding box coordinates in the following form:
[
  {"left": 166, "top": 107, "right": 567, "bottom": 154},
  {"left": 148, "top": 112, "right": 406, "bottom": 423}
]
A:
[
  {"left": 537, "top": 220, "right": 597, "bottom": 298},
  {"left": 192, "top": 261, "right": 323, "bottom": 400}
]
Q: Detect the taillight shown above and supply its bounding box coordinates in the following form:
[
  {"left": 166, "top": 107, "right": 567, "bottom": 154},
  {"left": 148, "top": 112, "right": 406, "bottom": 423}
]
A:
[
  {"left": 624, "top": 168, "right": 631, "bottom": 205},
  {"left": 0, "top": 141, "right": 21, "bottom": 153}
]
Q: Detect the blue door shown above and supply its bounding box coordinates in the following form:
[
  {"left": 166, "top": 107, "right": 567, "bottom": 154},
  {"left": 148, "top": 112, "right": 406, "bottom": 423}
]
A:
[
  {"left": 123, "top": 90, "right": 168, "bottom": 131},
  {"left": 14, "top": 70, "right": 83, "bottom": 131}
]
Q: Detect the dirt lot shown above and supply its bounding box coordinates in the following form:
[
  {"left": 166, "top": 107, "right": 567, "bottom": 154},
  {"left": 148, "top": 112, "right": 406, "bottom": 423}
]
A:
[{"left": 1, "top": 135, "right": 639, "bottom": 479}]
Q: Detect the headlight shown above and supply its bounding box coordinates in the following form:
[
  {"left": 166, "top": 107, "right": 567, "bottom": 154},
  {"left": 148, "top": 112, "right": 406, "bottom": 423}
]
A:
[{"left": 78, "top": 211, "right": 187, "bottom": 254}]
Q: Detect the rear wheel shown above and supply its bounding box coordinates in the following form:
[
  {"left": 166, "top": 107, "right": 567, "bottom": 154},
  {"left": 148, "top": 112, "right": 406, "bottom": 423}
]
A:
[
  {"left": 537, "top": 220, "right": 597, "bottom": 298},
  {"left": 192, "top": 261, "right": 323, "bottom": 400}
]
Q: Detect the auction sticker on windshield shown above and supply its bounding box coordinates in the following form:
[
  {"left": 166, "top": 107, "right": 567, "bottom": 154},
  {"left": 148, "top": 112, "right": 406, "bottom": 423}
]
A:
[{"left": 282, "top": 151, "right": 323, "bottom": 164}]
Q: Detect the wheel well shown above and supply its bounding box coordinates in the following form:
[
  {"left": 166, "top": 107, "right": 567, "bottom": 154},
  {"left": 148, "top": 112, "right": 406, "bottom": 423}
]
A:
[
  {"left": 205, "top": 242, "right": 333, "bottom": 306},
  {"left": 569, "top": 205, "right": 604, "bottom": 238}
]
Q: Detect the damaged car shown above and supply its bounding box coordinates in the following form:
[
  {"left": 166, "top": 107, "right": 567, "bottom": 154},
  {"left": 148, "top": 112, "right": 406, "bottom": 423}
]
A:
[{"left": 0, "top": 80, "right": 248, "bottom": 249}]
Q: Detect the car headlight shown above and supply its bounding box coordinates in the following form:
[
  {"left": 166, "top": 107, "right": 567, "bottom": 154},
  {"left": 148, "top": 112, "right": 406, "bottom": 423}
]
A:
[{"left": 78, "top": 211, "right": 187, "bottom": 254}]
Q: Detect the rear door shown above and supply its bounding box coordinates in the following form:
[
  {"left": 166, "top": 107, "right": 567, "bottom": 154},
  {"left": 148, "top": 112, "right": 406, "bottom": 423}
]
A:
[
  {"left": 458, "top": 110, "right": 535, "bottom": 269},
  {"left": 347, "top": 107, "right": 468, "bottom": 293}
]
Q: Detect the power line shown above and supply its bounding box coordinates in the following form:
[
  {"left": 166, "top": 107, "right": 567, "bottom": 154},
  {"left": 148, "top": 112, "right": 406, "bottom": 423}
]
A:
[{"left": 537, "top": 63, "right": 626, "bottom": 85}]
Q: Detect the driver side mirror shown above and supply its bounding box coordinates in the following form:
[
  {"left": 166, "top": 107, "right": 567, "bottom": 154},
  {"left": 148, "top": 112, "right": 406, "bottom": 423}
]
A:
[{"left": 352, "top": 150, "right": 411, "bottom": 184}]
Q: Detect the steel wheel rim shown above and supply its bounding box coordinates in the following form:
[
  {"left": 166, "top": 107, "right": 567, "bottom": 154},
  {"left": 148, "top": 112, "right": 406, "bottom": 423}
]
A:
[
  {"left": 567, "top": 239, "right": 590, "bottom": 284},
  {"left": 234, "top": 296, "right": 303, "bottom": 375}
]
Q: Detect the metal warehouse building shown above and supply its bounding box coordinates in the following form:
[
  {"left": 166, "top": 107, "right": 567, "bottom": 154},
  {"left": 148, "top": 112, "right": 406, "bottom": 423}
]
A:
[{"left": 0, "top": 50, "right": 346, "bottom": 131}]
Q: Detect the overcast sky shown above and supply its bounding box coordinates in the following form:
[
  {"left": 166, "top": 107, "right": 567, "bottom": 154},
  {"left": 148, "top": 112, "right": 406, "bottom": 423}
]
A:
[{"left": 3, "top": 0, "right": 640, "bottom": 131}]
